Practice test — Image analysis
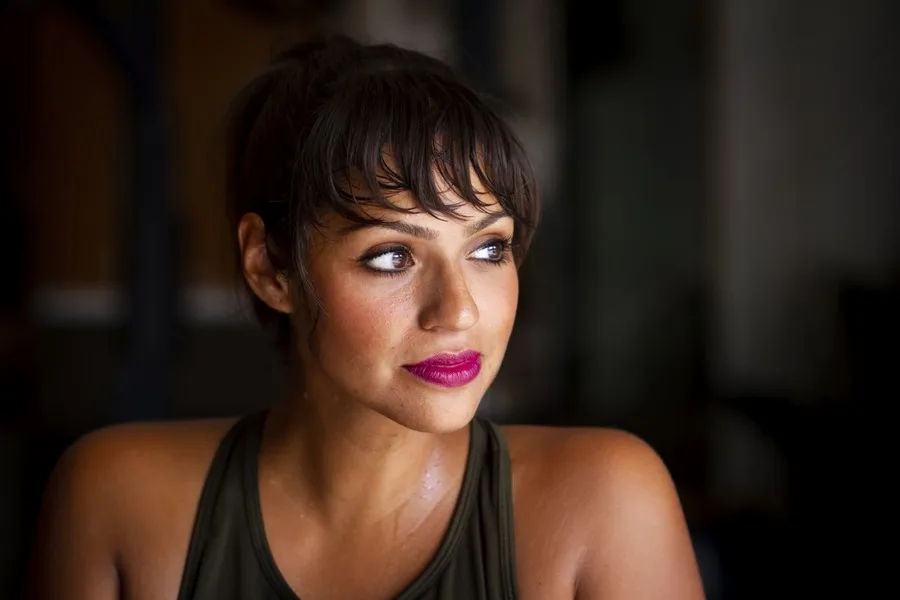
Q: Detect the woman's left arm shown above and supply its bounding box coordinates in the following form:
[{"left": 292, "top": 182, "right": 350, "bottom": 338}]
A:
[{"left": 570, "top": 431, "right": 706, "bottom": 600}]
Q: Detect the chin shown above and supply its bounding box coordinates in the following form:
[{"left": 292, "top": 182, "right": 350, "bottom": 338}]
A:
[{"left": 378, "top": 385, "right": 486, "bottom": 435}]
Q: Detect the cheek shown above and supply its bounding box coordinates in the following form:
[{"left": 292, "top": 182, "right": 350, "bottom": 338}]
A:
[{"left": 313, "top": 275, "right": 414, "bottom": 366}]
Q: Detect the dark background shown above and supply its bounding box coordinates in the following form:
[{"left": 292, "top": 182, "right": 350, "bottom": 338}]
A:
[{"left": 2, "top": 0, "right": 898, "bottom": 597}]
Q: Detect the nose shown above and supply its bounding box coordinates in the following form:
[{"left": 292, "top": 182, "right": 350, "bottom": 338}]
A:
[{"left": 418, "top": 264, "right": 479, "bottom": 332}]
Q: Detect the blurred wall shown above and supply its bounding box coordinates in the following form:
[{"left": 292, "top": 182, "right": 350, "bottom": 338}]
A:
[
  {"left": 23, "top": 2, "right": 323, "bottom": 435},
  {"left": 713, "top": 0, "right": 900, "bottom": 401}
]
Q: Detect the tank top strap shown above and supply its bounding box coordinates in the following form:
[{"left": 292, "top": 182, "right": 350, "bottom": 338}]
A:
[
  {"left": 176, "top": 412, "right": 263, "bottom": 600},
  {"left": 480, "top": 419, "right": 520, "bottom": 600}
]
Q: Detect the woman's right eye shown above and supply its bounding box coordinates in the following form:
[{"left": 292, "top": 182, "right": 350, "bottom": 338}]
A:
[{"left": 364, "top": 248, "right": 414, "bottom": 273}]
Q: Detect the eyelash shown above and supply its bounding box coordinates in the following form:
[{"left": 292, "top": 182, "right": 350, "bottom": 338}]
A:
[{"left": 360, "top": 237, "right": 514, "bottom": 278}]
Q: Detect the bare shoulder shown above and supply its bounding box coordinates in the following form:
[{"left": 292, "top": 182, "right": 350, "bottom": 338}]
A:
[
  {"left": 500, "top": 425, "right": 705, "bottom": 600},
  {"left": 499, "top": 425, "right": 679, "bottom": 535},
  {"left": 59, "top": 416, "right": 239, "bottom": 480},
  {"left": 500, "top": 424, "right": 675, "bottom": 515},
  {"left": 46, "top": 417, "right": 239, "bottom": 516},
  {"left": 26, "top": 417, "right": 238, "bottom": 599},
  {"left": 501, "top": 424, "right": 665, "bottom": 482},
  {"left": 53, "top": 416, "right": 240, "bottom": 536}
]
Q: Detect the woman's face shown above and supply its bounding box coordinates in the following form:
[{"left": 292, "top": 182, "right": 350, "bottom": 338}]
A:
[{"left": 297, "top": 191, "right": 519, "bottom": 433}]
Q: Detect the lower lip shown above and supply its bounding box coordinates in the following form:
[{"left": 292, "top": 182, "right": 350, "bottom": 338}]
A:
[{"left": 403, "top": 356, "right": 482, "bottom": 388}]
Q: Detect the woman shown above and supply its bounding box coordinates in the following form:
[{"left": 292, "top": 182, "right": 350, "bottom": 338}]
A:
[{"left": 27, "top": 37, "right": 705, "bottom": 600}]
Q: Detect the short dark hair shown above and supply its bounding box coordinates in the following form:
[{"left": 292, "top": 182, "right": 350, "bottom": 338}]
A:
[{"left": 226, "top": 35, "right": 540, "bottom": 353}]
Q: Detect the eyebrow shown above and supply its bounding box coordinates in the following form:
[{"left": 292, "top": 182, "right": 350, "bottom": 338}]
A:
[{"left": 340, "top": 212, "right": 510, "bottom": 239}]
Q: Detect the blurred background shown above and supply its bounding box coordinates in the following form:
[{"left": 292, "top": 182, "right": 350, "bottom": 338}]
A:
[{"left": 1, "top": 0, "right": 898, "bottom": 597}]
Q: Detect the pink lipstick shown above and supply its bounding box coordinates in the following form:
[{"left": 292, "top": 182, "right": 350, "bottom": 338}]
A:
[{"left": 403, "top": 350, "right": 482, "bottom": 388}]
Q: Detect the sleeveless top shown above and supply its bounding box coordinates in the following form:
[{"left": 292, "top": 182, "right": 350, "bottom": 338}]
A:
[{"left": 175, "top": 412, "right": 520, "bottom": 600}]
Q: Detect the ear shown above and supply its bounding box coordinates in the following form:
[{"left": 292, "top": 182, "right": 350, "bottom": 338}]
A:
[{"left": 237, "top": 213, "right": 293, "bottom": 314}]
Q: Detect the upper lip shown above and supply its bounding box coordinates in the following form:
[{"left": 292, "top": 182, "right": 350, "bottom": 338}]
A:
[{"left": 405, "top": 350, "right": 481, "bottom": 367}]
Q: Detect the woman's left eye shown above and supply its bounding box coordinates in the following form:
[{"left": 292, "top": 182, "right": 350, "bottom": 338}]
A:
[
  {"left": 470, "top": 239, "right": 509, "bottom": 263},
  {"left": 364, "top": 248, "right": 413, "bottom": 272}
]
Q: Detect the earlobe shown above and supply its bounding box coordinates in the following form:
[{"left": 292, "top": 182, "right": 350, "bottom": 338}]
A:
[{"left": 237, "top": 213, "right": 294, "bottom": 315}]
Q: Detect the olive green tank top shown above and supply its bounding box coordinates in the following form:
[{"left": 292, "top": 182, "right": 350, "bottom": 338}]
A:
[{"left": 175, "top": 412, "right": 519, "bottom": 600}]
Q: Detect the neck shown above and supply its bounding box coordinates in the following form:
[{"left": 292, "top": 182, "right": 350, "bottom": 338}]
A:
[{"left": 260, "top": 372, "right": 470, "bottom": 530}]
